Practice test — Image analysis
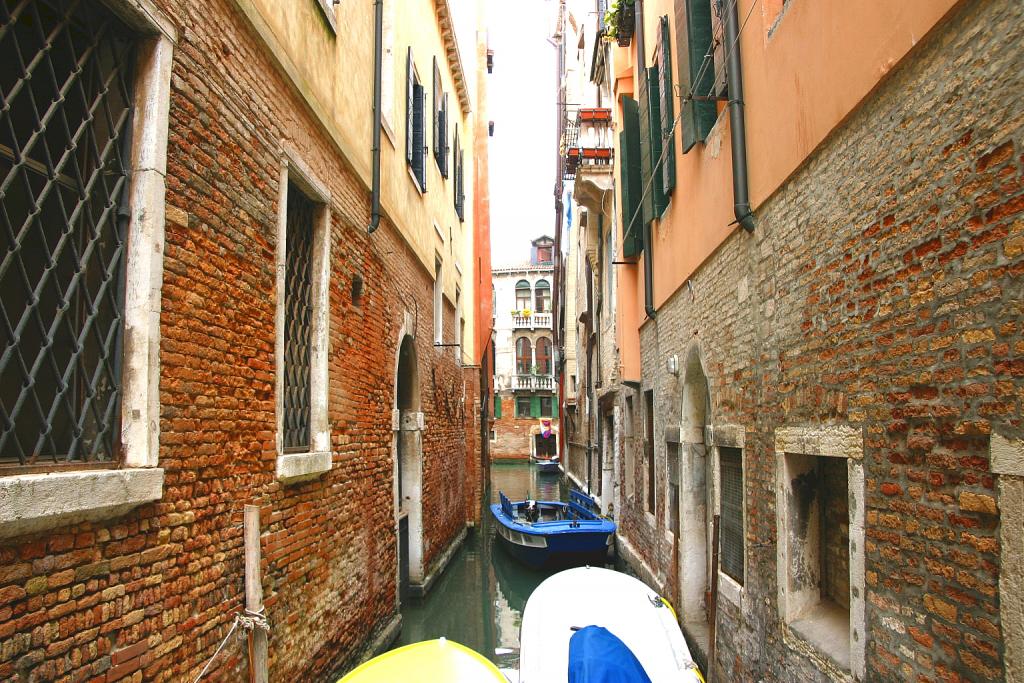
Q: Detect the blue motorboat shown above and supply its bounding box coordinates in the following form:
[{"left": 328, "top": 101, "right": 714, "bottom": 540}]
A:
[{"left": 490, "top": 490, "right": 615, "bottom": 570}]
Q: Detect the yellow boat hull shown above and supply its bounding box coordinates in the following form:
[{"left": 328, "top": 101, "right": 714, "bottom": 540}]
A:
[{"left": 338, "top": 638, "right": 507, "bottom": 683}]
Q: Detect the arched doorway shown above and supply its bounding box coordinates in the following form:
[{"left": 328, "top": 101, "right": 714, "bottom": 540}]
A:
[
  {"left": 395, "top": 334, "right": 423, "bottom": 601},
  {"left": 678, "top": 344, "right": 711, "bottom": 631}
]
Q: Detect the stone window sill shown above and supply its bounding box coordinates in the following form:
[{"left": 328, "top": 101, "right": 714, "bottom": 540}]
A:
[
  {"left": 788, "top": 599, "right": 851, "bottom": 676},
  {"left": 276, "top": 451, "right": 332, "bottom": 483},
  {"left": 718, "top": 571, "right": 744, "bottom": 607},
  {"left": 0, "top": 468, "right": 164, "bottom": 539}
]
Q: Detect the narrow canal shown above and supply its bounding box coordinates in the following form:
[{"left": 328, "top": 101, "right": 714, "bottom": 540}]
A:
[{"left": 394, "top": 461, "right": 580, "bottom": 673}]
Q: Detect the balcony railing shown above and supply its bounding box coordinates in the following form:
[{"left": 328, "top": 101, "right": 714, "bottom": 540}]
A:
[
  {"left": 514, "top": 374, "right": 554, "bottom": 390},
  {"left": 563, "top": 108, "right": 614, "bottom": 180},
  {"left": 513, "top": 312, "right": 552, "bottom": 329}
]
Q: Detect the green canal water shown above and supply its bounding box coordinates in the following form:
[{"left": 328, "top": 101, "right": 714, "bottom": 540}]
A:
[{"left": 394, "top": 461, "right": 572, "bottom": 672}]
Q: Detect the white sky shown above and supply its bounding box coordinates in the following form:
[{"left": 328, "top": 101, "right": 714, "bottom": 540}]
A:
[{"left": 485, "top": 0, "right": 559, "bottom": 267}]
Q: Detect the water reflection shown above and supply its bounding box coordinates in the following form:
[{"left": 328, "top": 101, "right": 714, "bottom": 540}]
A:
[{"left": 395, "top": 462, "right": 568, "bottom": 670}]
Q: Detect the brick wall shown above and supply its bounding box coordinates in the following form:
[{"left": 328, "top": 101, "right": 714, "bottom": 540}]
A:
[
  {"left": 617, "top": 0, "right": 1023, "bottom": 680},
  {"left": 491, "top": 395, "right": 559, "bottom": 460},
  {"left": 0, "top": 0, "right": 480, "bottom": 680}
]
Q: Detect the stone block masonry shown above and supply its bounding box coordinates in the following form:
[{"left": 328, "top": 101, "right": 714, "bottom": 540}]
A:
[
  {"left": 617, "top": 0, "right": 1023, "bottom": 680},
  {"left": 0, "top": 0, "right": 479, "bottom": 681}
]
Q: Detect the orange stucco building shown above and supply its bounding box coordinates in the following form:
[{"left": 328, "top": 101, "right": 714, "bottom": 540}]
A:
[{"left": 571, "top": 0, "right": 1024, "bottom": 680}]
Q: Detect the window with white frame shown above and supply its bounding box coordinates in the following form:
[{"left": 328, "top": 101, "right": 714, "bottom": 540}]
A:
[
  {"left": 775, "top": 426, "right": 865, "bottom": 679},
  {"left": 275, "top": 158, "right": 331, "bottom": 482},
  {"left": 534, "top": 279, "right": 551, "bottom": 313},
  {"left": 0, "top": 0, "right": 174, "bottom": 534},
  {"left": 719, "top": 446, "right": 744, "bottom": 584},
  {"left": 433, "top": 256, "right": 443, "bottom": 344},
  {"left": 515, "top": 280, "right": 531, "bottom": 311},
  {"left": 406, "top": 48, "right": 427, "bottom": 191}
]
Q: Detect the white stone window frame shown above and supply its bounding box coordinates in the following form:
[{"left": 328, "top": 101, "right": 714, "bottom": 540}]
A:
[
  {"left": 707, "top": 424, "right": 747, "bottom": 609},
  {"left": 992, "top": 433, "right": 1024, "bottom": 681},
  {"left": 274, "top": 150, "right": 332, "bottom": 483},
  {"left": 775, "top": 425, "right": 866, "bottom": 682},
  {"left": 433, "top": 253, "right": 444, "bottom": 346},
  {"left": 0, "top": 0, "right": 175, "bottom": 539},
  {"left": 311, "top": 0, "right": 338, "bottom": 34}
]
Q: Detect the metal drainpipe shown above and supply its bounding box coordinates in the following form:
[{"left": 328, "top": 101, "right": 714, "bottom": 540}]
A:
[
  {"left": 366, "top": 0, "right": 383, "bottom": 233},
  {"left": 724, "top": 0, "right": 755, "bottom": 232},
  {"left": 635, "top": 0, "right": 657, "bottom": 320}
]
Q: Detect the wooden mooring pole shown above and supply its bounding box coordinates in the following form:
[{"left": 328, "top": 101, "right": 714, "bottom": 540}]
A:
[{"left": 244, "top": 505, "right": 268, "bottom": 683}]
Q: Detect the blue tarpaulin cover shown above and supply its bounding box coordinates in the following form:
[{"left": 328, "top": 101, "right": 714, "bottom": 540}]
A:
[{"left": 568, "top": 625, "right": 652, "bottom": 683}]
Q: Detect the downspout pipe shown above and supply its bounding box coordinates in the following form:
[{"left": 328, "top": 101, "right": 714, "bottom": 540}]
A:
[
  {"left": 367, "top": 0, "right": 383, "bottom": 233},
  {"left": 724, "top": 0, "right": 755, "bottom": 232},
  {"left": 635, "top": 0, "right": 658, "bottom": 320}
]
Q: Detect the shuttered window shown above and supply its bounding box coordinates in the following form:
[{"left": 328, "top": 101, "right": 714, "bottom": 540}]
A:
[
  {"left": 494, "top": 395, "right": 502, "bottom": 418},
  {"left": 657, "top": 16, "right": 676, "bottom": 196},
  {"left": 720, "top": 446, "right": 744, "bottom": 584},
  {"left": 540, "top": 396, "right": 553, "bottom": 418},
  {"left": 407, "top": 48, "right": 427, "bottom": 191},
  {"left": 619, "top": 97, "right": 643, "bottom": 257},
  {"left": 516, "top": 396, "right": 531, "bottom": 417},
  {"left": 646, "top": 65, "right": 667, "bottom": 217},
  {"left": 432, "top": 58, "right": 441, "bottom": 160},
  {"left": 439, "top": 93, "right": 449, "bottom": 178},
  {"left": 637, "top": 64, "right": 653, "bottom": 228},
  {"left": 675, "top": 0, "right": 717, "bottom": 151},
  {"left": 530, "top": 395, "right": 541, "bottom": 418}
]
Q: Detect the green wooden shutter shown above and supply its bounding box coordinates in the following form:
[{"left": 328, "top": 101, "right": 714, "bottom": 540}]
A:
[
  {"left": 647, "top": 65, "right": 667, "bottom": 217},
  {"left": 432, "top": 58, "right": 441, "bottom": 158},
  {"left": 530, "top": 396, "right": 541, "bottom": 418},
  {"left": 676, "top": 0, "right": 716, "bottom": 152},
  {"left": 494, "top": 394, "right": 502, "bottom": 418},
  {"left": 413, "top": 83, "right": 426, "bottom": 190},
  {"left": 440, "top": 93, "right": 449, "bottom": 178},
  {"left": 658, "top": 16, "right": 676, "bottom": 196},
  {"left": 637, "top": 65, "right": 653, "bottom": 228},
  {"left": 406, "top": 48, "right": 414, "bottom": 165},
  {"left": 619, "top": 96, "right": 643, "bottom": 257},
  {"left": 552, "top": 397, "right": 559, "bottom": 418}
]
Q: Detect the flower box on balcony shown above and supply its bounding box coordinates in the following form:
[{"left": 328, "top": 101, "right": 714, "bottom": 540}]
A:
[
  {"left": 580, "top": 147, "right": 612, "bottom": 160},
  {"left": 579, "top": 108, "right": 612, "bottom": 124}
]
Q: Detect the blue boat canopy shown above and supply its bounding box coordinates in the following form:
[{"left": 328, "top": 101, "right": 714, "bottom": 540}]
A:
[{"left": 568, "top": 625, "right": 652, "bottom": 683}]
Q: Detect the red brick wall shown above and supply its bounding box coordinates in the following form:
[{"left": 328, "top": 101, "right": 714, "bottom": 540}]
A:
[
  {"left": 0, "top": 1, "right": 477, "bottom": 681},
  {"left": 491, "top": 395, "right": 560, "bottom": 460}
]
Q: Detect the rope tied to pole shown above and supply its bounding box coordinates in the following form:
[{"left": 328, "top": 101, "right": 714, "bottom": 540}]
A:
[{"left": 191, "top": 608, "right": 273, "bottom": 683}]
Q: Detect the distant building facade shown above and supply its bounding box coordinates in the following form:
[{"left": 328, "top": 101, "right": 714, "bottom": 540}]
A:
[{"left": 492, "top": 237, "right": 560, "bottom": 459}]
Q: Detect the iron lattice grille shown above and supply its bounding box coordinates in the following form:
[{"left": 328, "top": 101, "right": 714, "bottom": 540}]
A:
[
  {"left": 282, "top": 182, "right": 314, "bottom": 452},
  {"left": 0, "top": 0, "right": 137, "bottom": 469},
  {"left": 719, "top": 446, "right": 744, "bottom": 584}
]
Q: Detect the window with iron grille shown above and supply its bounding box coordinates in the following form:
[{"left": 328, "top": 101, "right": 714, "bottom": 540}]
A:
[
  {"left": 720, "top": 446, "right": 744, "bottom": 584},
  {"left": 283, "top": 182, "right": 314, "bottom": 452},
  {"left": 1, "top": 0, "right": 138, "bottom": 471}
]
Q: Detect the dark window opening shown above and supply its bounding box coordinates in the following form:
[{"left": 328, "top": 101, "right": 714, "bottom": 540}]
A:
[
  {"left": 720, "top": 446, "right": 744, "bottom": 584},
  {"left": 1, "top": 0, "right": 138, "bottom": 470},
  {"left": 540, "top": 396, "right": 553, "bottom": 417},
  {"left": 515, "top": 337, "right": 532, "bottom": 375},
  {"left": 351, "top": 274, "right": 364, "bottom": 307},
  {"left": 534, "top": 279, "right": 551, "bottom": 313},
  {"left": 645, "top": 390, "right": 655, "bottom": 514},
  {"left": 283, "top": 183, "right": 314, "bottom": 452},
  {"left": 515, "top": 396, "right": 531, "bottom": 417}
]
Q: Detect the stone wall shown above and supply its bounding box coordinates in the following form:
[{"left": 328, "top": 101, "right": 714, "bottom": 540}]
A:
[
  {"left": 617, "top": 0, "right": 1023, "bottom": 680},
  {"left": 0, "top": 0, "right": 479, "bottom": 680}
]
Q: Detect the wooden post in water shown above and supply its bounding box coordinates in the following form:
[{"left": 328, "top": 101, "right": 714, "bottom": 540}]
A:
[
  {"left": 244, "top": 505, "right": 268, "bottom": 683},
  {"left": 708, "top": 514, "right": 720, "bottom": 683}
]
